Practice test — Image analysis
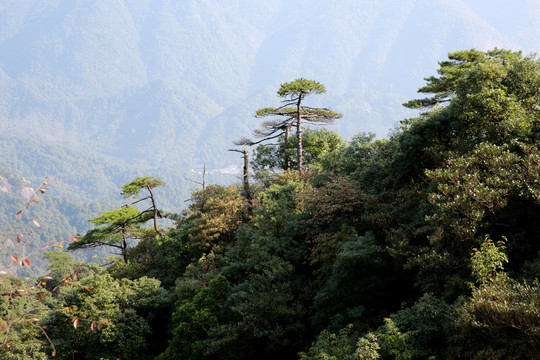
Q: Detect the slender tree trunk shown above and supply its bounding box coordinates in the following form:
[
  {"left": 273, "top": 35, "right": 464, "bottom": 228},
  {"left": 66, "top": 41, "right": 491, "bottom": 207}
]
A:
[
  {"left": 296, "top": 95, "right": 303, "bottom": 176},
  {"left": 284, "top": 123, "right": 291, "bottom": 171},
  {"left": 146, "top": 185, "right": 163, "bottom": 236},
  {"left": 202, "top": 164, "right": 206, "bottom": 190},
  {"left": 122, "top": 228, "right": 127, "bottom": 262},
  {"left": 242, "top": 148, "right": 252, "bottom": 204}
]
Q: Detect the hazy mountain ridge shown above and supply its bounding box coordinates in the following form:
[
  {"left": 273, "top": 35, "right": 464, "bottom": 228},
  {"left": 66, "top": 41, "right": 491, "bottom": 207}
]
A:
[
  {"left": 0, "top": 0, "right": 538, "bottom": 183},
  {"left": 1, "top": 0, "right": 535, "bottom": 168}
]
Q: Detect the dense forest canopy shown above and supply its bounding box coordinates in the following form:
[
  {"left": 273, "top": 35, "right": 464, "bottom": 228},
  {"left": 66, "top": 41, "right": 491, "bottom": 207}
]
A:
[{"left": 2, "top": 49, "right": 540, "bottom": 359}]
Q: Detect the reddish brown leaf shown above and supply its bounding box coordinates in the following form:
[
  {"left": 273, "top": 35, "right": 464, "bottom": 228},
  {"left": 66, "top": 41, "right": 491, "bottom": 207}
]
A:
[
  {"left": 90, "top": 321, "right": 97, "bottom": 332},
  {"left": 16, "top": 210, "right": 22, "bottom": 216},
  {"left": 23, "top": 259, "right": 31, "bottom": 267},
  {"left": 10, "top": 254, "right": 19, "bottom": 262},
  {"left": 38, "top": 292, "right": 44, "bottom": 301}
]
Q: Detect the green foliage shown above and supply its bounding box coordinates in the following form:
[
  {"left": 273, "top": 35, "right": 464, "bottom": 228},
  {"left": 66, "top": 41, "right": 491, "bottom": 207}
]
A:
[
  {"left": 186, "top": 185, "right": 243, "bottom": 253},
  {"left": 390, "top": 294, "right": 456, "bottom": 358},
  {"left": 278, "top": 78, "right": 326, "bottom": 98},
  {"left": 0, "top": 275, "right": 51, "bottom": 359},
  {"left": 312, "top": 233, "right": 406, "bottom": 331},
  {"left": 457, "top": 275, "right": 540, "bottom": 358},
  {"left": 44, "top": 274, "right": 168, "bottom": 360},
  {"left": 42, "top": 251, "right": 102, "bottom": 292},
  {"left": 403, "top": 49, "right": 522, "bottom": 109},
  {"left": 68, "top": 206, "right": 145, "bottom": 260},
  {"left": 353, "top": 333, "right": 380, "bottom": 360},
  {"left": 470, "top": 237, "right": 508, "bottom": 284},
  {"left": 121, "top": 176, "right": 164, "bottom": 199},
  {"left": 254, "top": 181, "right": 302, "bottom": 239},
  {"left": 253, "top": 128, "right": 345, "bottom": 172},
  {"left": 158, "top": 275, "right": 229, "bottom": 360},
  {"left": 302, "top": 176, "right": 363, "bottom": 280},
  {"left": 376, "top": 318, "right": 414, "bottom": 360},
  {"left": 208, "top": 260, "right": 302, "bottom": 359},
  {"left": 298, "top": 324, "right": 357, "bottom": 360}
]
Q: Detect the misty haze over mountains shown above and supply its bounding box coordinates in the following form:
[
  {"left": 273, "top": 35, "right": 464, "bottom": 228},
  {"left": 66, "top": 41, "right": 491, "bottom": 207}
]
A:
[
  {"left": 0, "top": 0, "right": 540, "bottom": 166},
  {"left": 1, "top": 0, "right": 538, "bottom": 170}
]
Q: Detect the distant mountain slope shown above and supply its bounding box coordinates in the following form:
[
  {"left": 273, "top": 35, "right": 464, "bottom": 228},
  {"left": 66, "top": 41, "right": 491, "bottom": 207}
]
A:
[{"left": 0, "top": 0, "right": 537, "bottom": 172}]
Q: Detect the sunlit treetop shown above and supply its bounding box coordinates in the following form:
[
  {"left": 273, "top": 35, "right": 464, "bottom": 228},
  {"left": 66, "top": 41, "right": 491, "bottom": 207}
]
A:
[
  {"left": 404, "top": 48, "right": 522, "bottom": 109},
  {"left": 278, "top": 78, "right": 326, "bottom": 98},
  {"left": 121, "top": 176, "right": 163, "bottom": 198},
  {"left": 89, "top": 206, "right": 141, "bottom": 226}
]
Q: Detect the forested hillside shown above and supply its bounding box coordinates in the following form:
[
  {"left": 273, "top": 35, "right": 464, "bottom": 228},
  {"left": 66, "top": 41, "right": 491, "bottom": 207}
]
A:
[{"left": 2, "top": 49, "right": 540, "bottom": 359}]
